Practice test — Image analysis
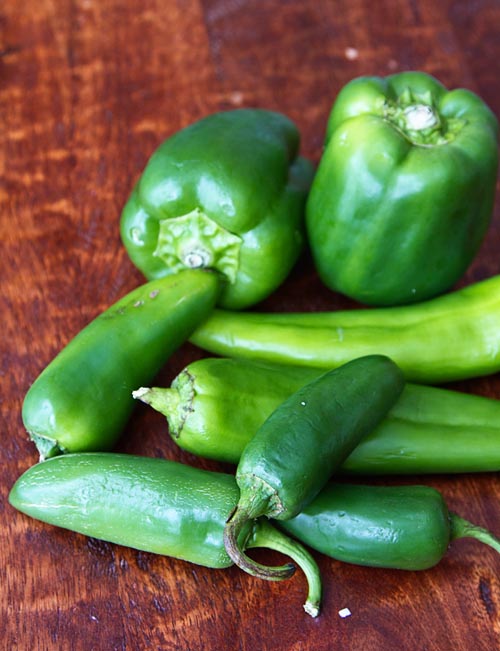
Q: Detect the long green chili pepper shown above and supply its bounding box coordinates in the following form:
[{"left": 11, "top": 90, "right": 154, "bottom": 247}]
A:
[
  {"left": 134, "top": 357, "right": 500, "bottom": 474},
  {"left": 223, "top": 355, "right": 404, "bottom": 579},
  {"left": 10, "top": 456, "right": 499, "bottom": 610},
  {"left": 8, "top": 453, "right": 322, "bottom": 617},
  {"left": 279, "top": 482, "right": 500, "bottom": 570},
  {"left": 189, "top": 274, "right": 500, "bottom": 384},
  {"left": 22, "top": 270, "right": 219, "bottom": 460}
]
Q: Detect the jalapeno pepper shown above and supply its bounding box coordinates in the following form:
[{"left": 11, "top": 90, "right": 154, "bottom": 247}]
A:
[
  {"left": 279, "top": 482, "right": 500, "bottom": 570},
  {"left": 134, "top": 357, "right": 500, "bottom": 474},
  {"left": 22, "top": 270, "right": 219, "bottom": 460},
  {"left": 306, "top": 71, "right": 498, "bottom": 306},
  {"left": 190, "top": 274, "right": 500, "bottom": 384},
  {"left": 120, "top": 109, "right": 313, "bottom": 310},
  {"left": 10, "top": 456, "right": 499, "bottom": 589},
  {"left": 8, "top": 453, "right": 322, "bottom": 617},
  {"left": 223, "top": 355, "right": 404, "bottom": 579}
]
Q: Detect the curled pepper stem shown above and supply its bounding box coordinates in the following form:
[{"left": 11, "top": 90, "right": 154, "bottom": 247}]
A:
[
  {"left": 224, "top": 505, "right": 295, "bottom": 581},
  {"left": 247, "top": 519, "right": 322, "bottom": 617},
  {"left": 450, "top": 512, "right": 500, "bottom": 553}
]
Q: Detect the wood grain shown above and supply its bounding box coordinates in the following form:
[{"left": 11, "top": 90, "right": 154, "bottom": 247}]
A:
[{"left": 1, "top": 1, "right": 499, "bottom": 649}]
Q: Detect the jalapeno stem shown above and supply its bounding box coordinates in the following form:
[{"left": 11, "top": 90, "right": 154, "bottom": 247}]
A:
[
  {"left": 225, "top": 501, "right": 295, "bottom": 581},
  {"left": 247, "top": 519, "right": 322, "bottom": 617},
  {"left": 450, "top": 512, "right": 500, "bottom": 553}
]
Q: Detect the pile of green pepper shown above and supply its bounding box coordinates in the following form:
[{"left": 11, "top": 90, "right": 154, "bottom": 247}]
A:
[{"left": 10, "top": 72, "right": 500, "bottom": 619}]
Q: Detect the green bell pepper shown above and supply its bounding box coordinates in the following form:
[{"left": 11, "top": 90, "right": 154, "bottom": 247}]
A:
[
  {"left": 120, "top": 109, "right": 313, "bottom": 310},
  {"left": 306, "top": 71, "right": 498, "bottom": 306}
]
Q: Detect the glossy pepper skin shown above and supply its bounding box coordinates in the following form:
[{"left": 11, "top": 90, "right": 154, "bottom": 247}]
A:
[
  {"left": 9, "top": 453, "right": 323, "bottom": 617},
  {"left": 190, "top": 274, "right": 500, "bottom": 384},
  {"left": 120, "top": 109, "right": 313, "bottom": 310},
  {"left": 280, "top": 483, "right": 500, "bottom": 570},
  {"left": 306, "top": 71, "right": 499, "bottom": 306},
  {"left": 135, "top": 357, "right": 500, "bottom": 474},
  {"left": 9, "top": 456, "right": 499, "bottom": 580},
  {"left": 224, "top": 355, "right": 404, "bottom": 578},
  {"left": 22, "top": 270, "right": 219, "bottom": 459}
]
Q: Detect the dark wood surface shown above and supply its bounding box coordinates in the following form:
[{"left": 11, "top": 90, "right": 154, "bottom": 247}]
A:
[{"left": 1, "top": 1, "right": 499, "bottom": 649}]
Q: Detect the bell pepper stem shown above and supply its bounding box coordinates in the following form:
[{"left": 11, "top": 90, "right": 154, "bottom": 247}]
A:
[
  {"left": 402, "top": 104, "right": 438, "bottom": 131},
  {"left": 247, "top": 519, "right": 322, "bottom": 617},
  {"left": 155, "top": 209, "right": 242, "bottom": 284},
  {"left": 449, "top": 512, "right": 500, "bottom": 553},
  {"left": 224, "top": 505, "right": 295, "bottom": 581}
]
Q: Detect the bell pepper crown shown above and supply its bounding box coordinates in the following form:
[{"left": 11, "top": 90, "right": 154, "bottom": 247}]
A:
[
  {"left": 326, "top": 76, "right": 475, "bottom": 147},
  {"left": 120, "top": 108, "right": 314, "bottom": 310},
  {"left": 306, "top": 71, "right": 499, "bottom": 306}
]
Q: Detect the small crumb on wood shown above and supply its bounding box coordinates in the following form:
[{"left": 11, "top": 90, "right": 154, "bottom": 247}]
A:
[
  {"left": 229, "top": 91, "right": 244, "bottom": 105},
  {"left": 344, "top": 47, "right": 358, "bottom": 60},
  {"left": 338, "top": 607, "right": 352, "bottom": 618}
]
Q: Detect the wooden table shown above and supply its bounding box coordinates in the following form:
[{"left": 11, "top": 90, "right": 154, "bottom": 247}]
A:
[{"left": 2, "top": 1, "right": 499, "bottom": 649}]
